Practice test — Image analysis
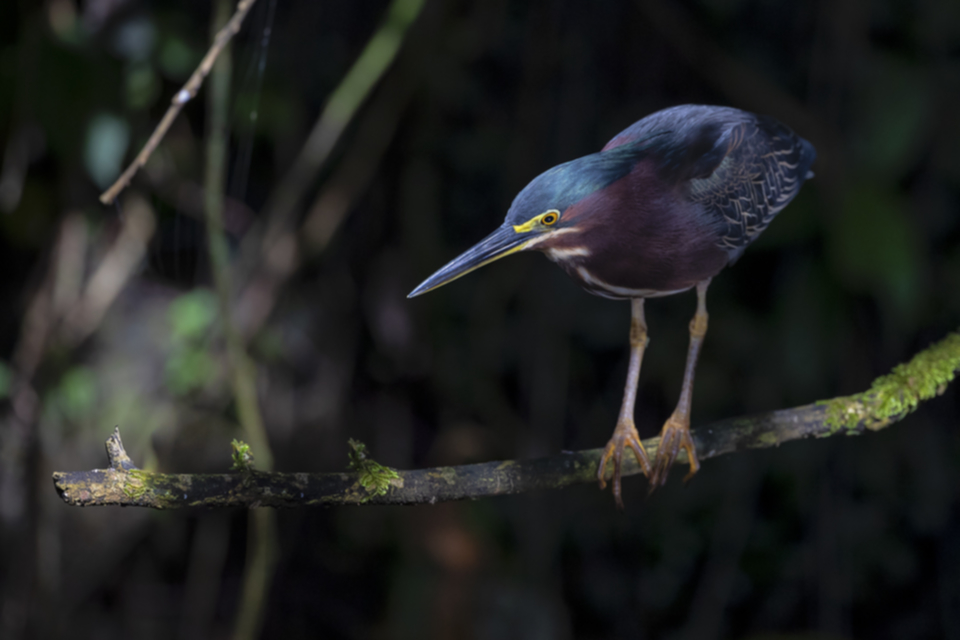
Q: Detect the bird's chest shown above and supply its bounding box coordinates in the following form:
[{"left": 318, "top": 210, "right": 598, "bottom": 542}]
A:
[{"left": 540, "top": 202, "right": 729, "bottom": 300}]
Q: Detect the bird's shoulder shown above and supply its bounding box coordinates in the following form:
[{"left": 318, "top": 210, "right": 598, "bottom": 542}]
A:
[
  {"left": 605, "top": 105, "right": 816, "bottom": 259},
  {"left": 603, "top": 105, "right": 753, "bottom": 182}
]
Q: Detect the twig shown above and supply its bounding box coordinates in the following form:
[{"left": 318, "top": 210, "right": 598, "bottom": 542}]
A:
[
  {"left": 203, "top": 0, "right": 271, "bottom": 472},
  {"left": 52, "top": 331, "right": 960, "bottom": 508},
  {"left": 234, "top": 15, "right": 427, "bottom": 337},
  {"left": 98, "top": 0, "right": 259, "bottom": 205},
  {"left": 299, "top": 57, "right": 420, "bottom": 252},
  {"left": 61, "top": 195, "right": 156, "bottom": 345},
  {"left": 231, "top": 0, "right": 426, "bottom": 339},
  {"left": 200, "top": 2, "right": 277, "bottom": 638},
  {"left": 256, "top": 0, "right": 426, "bottom": 244}
]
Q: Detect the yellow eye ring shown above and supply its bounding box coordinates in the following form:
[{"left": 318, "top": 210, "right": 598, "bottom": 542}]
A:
[{"left": 541, "top": 211, "right": 559, "bottom": 225}]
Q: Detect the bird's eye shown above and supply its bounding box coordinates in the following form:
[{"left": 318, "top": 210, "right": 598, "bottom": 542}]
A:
[{"left": 541, "top": 211, "right": 559, "bottom": 225}]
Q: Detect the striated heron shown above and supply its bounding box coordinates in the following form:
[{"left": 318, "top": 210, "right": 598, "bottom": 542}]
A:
[{"left": 409, "top": 105, "right": 816, "bottom": 506}]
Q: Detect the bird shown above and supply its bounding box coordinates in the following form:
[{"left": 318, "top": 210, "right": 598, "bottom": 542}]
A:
[{"left": 408, "top": 104, "right": 816, "bottom": 507}]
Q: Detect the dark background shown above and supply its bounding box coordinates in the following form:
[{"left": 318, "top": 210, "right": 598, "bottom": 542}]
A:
[{"left": 2, "top": 0, "right": 960, "bottom": 638}]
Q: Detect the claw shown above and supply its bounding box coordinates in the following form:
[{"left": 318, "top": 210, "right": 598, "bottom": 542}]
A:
[
  {"left": 649, "top": 413, "right": 700, "bottom": 491},
  {"left": 597, "top": 420, "right": 651, "bottom": 508}
]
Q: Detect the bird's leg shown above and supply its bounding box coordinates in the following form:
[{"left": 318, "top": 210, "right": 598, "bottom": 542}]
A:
[
  {"left": 650, "top": 280, "right": 710, "bottom": 489},
  {"left": 597, "top": 298, "right": 652, "bottom": 508}
]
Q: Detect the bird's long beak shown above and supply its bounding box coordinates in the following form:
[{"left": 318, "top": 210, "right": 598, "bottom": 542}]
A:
[{"left": 408, "top": 224, "right": 533, "bottom": 298}]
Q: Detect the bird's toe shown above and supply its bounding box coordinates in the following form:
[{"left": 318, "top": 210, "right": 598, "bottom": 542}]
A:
[
  {"left": 650, "top": 414, "right": 700, "bottom": 491},
  {"left": 597, "top": 420, "right": 651, "bottom": 508}
]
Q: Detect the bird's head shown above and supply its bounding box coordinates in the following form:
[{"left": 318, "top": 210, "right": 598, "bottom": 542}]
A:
[
  {"left": 406, "top": 172, "right": 580, "bottom": 298},
  {"left": 407, "top": 136, "right": 663, "bottom": 298}
]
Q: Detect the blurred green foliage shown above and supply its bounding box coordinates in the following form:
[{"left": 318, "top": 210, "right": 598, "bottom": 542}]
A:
[
  {"left": 158, "top": 36, "right": 199, "bottom": 80},
  {"left": 169, "top": 288, "right": 218, "bottom": 341},
  {"left": 852, "top": 56, "right": 931, "bottom": 181},
  {"left": 829, "top": 185, "right": 922, "bottom": 323},
  {"left": 49, "top": 366, "right": 97, "bottom": 423},
  {"left": 84, "top": 113, "right": 130, "bottom": 189},
  {"left": 164, "top": 288, "right": 219, "bottom": 396},
  {"left": 0, "top": 361, "right": 12, "bottom": 400}
]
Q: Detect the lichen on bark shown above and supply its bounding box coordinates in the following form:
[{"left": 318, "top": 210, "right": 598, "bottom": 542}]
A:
[
  {"left": 822, "top": 332, "right": 960, "bottom": 434},
  {"left": 52, "top": 330, "right": 960, "bottom": 509}
]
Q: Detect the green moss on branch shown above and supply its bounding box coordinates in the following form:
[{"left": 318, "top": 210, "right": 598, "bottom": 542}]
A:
[
  {"left": 53, "top": 331, "right": 960, "bottom": 508},
  {"left": 821, "top": 332, "right": 960, "bottom": 434}
]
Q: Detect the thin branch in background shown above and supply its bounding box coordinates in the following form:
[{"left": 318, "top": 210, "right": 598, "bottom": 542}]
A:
[
  {"left": 178, "top": 516, "right": 231, "bottom": 640},
  {"left": 234, "top": 0, "right": 426, "bottom": 338},
  {"left": 236, "top": 36, "right": 427, "bottom": 337},
  {"left": 229, "top": 0, "right": 278, "bottom": 202},
  {"left": 2, "top": 196, "right": 154, "bottom": 524},
  {"left": 0, "top": 123, "right": 46, "bottom": 213},
  {"left": 52, "top": 330, "right": 960, "bottom": 508},
  {"left": 202, "top": 2, "right": 277, "bottom": 639},
  {"left": 203, "top": 0, "right": 272, "bottom": 473},
  {"left": 257, "top": 0, "right": 426, "bottom": 244},
  {"left": 1, "top": 198, "right": 157, "bottom": 632},
  {"left": 61, "top": 195, "right": 156, "bottom": 346},
  {"left": 50, "top": 212, "right": 88, "bottom": 318},
  {"left": 98, "top": 0, "right": 259, "bottom": 205},
  {"left": 299, "top": 60, "right": 420, "bottom": 253}
]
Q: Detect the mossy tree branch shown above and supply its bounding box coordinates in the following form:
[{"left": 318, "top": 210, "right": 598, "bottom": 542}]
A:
[
  {"left": 98, "top": 0, "right": 259, "bottom": 205},
  {"left": 52, "top": 331, "right": 960, "bottom": 508}
]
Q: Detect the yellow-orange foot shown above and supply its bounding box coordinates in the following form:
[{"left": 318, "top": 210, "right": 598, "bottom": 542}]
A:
[
  {"left": 649, "top": 413, "right": 700, "bottom": 490},
  {"left": 597, "top": 420, "right": 652, "bottom": 509}
]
